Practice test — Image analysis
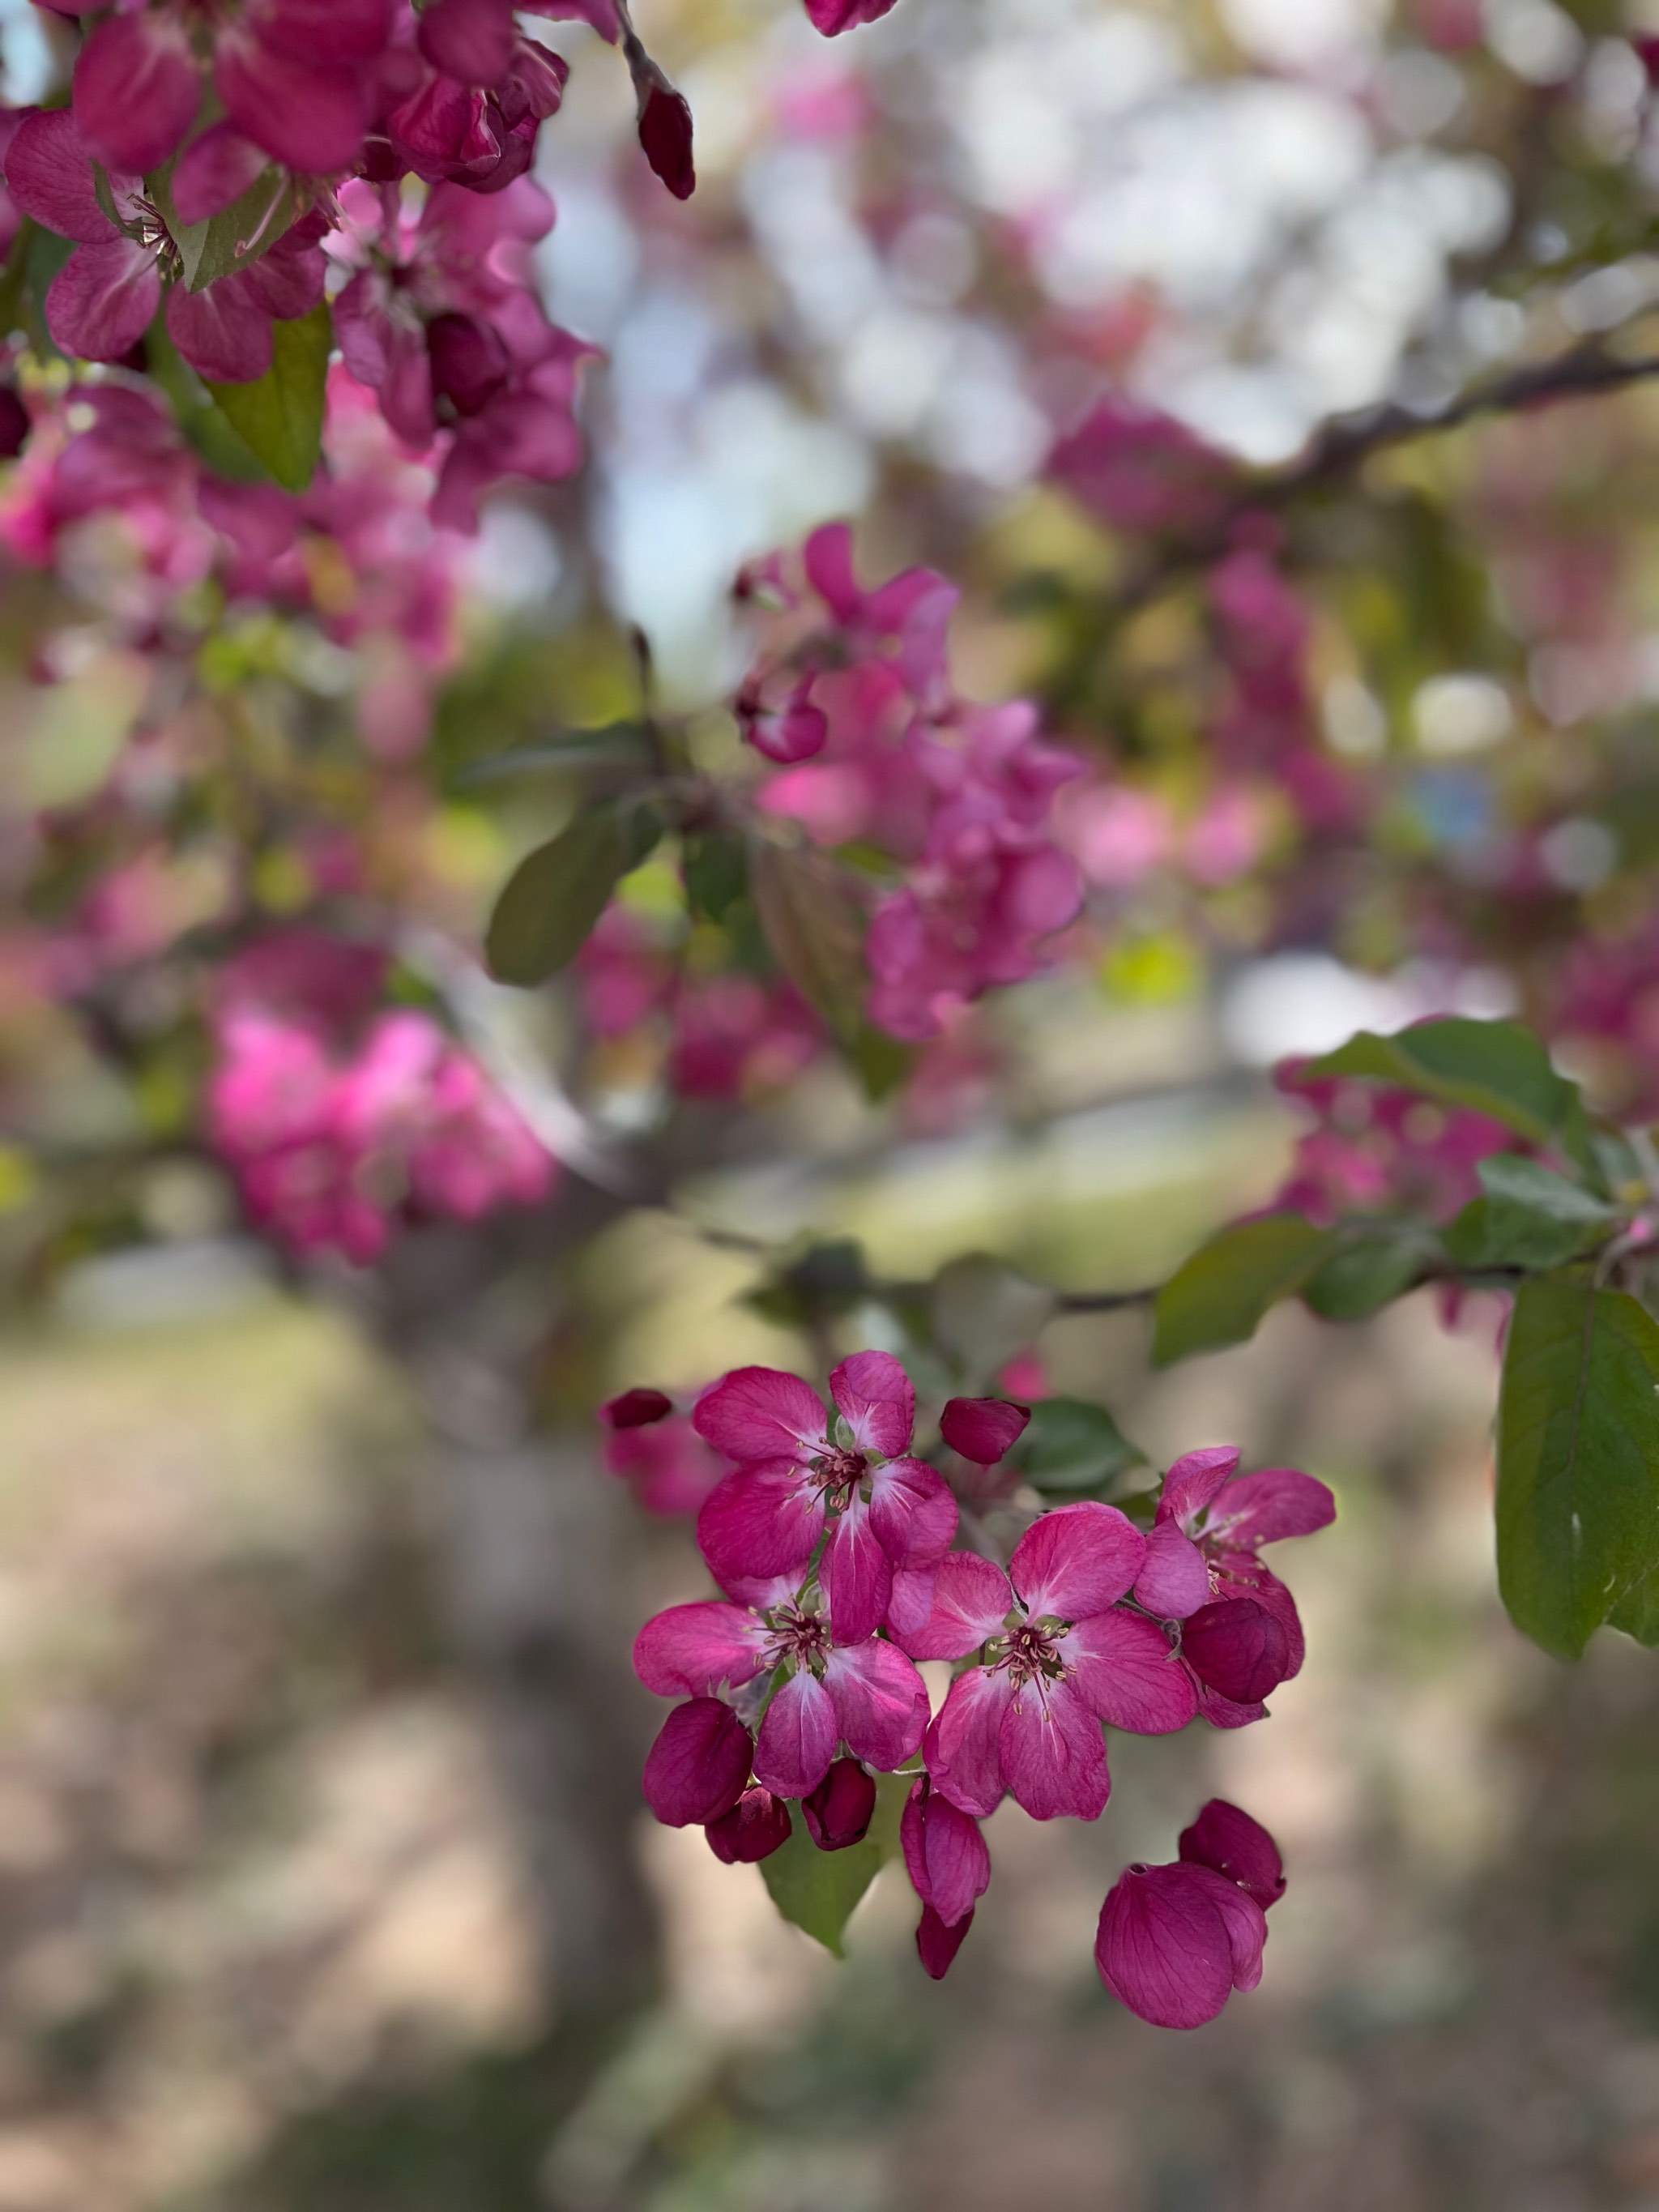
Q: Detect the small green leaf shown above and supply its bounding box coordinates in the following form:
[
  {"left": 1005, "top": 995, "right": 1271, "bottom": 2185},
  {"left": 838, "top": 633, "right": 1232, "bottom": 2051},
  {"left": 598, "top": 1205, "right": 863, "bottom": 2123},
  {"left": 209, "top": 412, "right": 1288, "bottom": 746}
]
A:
[
  {"left": 1445, "top": 1156, "right": 1618, "bottom": 1272},
  {"left": 205, "top": 304, "right": 331, "bottom": 493},
  {"left": 151, "top": 164, "right": 299, "bottom": 292},
  {"left": 683, "top": 830, "right": 748, "bottom": 921},
  {"left": 1010, "top": 1397, "right": 1146, "bottom": 1497},
  {"left": 456, "top": 726, "right": 655, "bottom": 784},
  {"left": 1303, "top": 1018, "right": 1592, "bottom": 1168},
  {"left": 485, "top": 802, "right": 661, "bottom": 986},
  {"left": 749, "top": 841, "right": 869, "bottom": 1044},
  {"left": 1153, "top": 1212, "right": 1333, "bottom": 1366},
  {"left": 1495, "top": 1272, "right": 1659, "bottom": 1658},
  {"left": 759, "top": 1825, "right": 885, "bottom": 1956},
  {"left": 1301, "top": 1223, "right": 1439, "bottom": 1321}
]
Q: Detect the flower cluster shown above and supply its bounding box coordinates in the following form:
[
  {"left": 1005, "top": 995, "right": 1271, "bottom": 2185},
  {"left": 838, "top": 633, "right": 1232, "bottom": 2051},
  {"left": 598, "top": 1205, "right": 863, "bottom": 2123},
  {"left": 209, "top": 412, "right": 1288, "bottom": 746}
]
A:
[
  {"left": 740, "top": 524, "right": 1085, "bottom": 1042},
  {"left": 1273, "top": 1057, "right": 1518, "bottom": 1227},
  {"left": 628, "top": 1351, "right": 1334, "bottom": 2022},
  {"left": 207, "top": 929, "right": 556, "bottom": 1260}
]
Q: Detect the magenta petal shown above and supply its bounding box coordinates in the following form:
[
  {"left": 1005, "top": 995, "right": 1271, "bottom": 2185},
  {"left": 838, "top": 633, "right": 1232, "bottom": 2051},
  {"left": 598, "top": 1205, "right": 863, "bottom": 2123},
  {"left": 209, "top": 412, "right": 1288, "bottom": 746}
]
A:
[
  {"left": 753, "top": 1668, "right": 837, "bottom": 1798},
  {"left": 1181, "top": 1862, "right": 1268, "bottom": 1990},
  {"left": 1205, "top": 1467, "right": 1336, "bottom": 1548},
  {"left": 521, "top": 0, "right": 620, "bottom": 35},
  {"left": 895, "top": 1551, "right": 1011, "bottom": 1662},
  {"left": 999, "top": 1673, "right": 1108, "bottom": 1821},
  {"left": 632, "top": 1600, "right": 768, "bottom": 1697},
  {"left": 417, "top": 0, "right": 515, "bottom": 84},
  {"left": 172, "top": 122, "right": 271, "bottom": 224},
  {"left": 916, "top": 1902, "right": 974, "bottom": 1979},
  {"left": 167, "top": 277, "right": 273, "bottom": 383},
  {"left": 939, "top": 1396, "right": 1030, "bottom": 1464},
  {"left": 804, "top": 0, "right": 900, "bottom": 31},
  {"left": 1178, "top": 1798, "right": 1286, "bottom": 1908},
  {"left": 642, "top": 1697, "right": 751, "bottom": 1827},
  {"left": 638, "top": 79, "right": 694, "bottom": 200},
  {"left": 868, "top": 1456, "right": 957, "bottom": 1568},
  {"left": 250, "top": 0, "right": 392, "bottom": 65},
  {"left": 216, "top": 32, "right": 367, "bottom": 174},
  {"left": 697, "top": 1461, "right": 824, "bottom": 1582},
  {"left": 4, "top": 109, "right": 118, "bottom": 245},
  {"left": 74, "top": 12, "right": 199, "bottom": 174},
  {"left": 1132, "top": 1522, "right": 1212, "bottom": 1620},
  {"left": 239, "top": 233, "right": 326, "bottom": 321},
  {"left": 1158, "top": 1445, "right": 1241, "bottom": 1529},
  {"left": 884, "top": 1562, "right": 941, "bottom": 1640},
  {"left": 1065, "top": 1607, "right": 1198, "bottom": 1735},
  {"left": 1095, "top": 1862, "right": 1239, "bottom": 2029},
  {"left": 924, "top": 1667, "right": 1012, "bottom": 1818},
  {"left": 706, "top": 1787, "right": 791, "bottom": 1864},
  {"left": 601, "top": 1386, "right": 673, "bottom": 1431},
  {"left": 829, "top": 1350, "right": 914, "bottom": 1457},
  {"left": 47, "top": 238, "right": 162, "bottom": 362},
  {"left": 802, "top": 521, "right": 858, "bottom": 617},
  {"left": 822, "top": 1637, "right": 928, "bottom": 1770},
  {"left": 1181, "top": 1598, "right": 1290, "bottom": 1705},
  {"left": 820, "top": 1497, "right": 893, "bottom": 1645},
  {"left": 1009, "top": 1501, "right": 1145, "bottom": 1624},
  {"left": 802, "top": 1757, "right": 876, "bottom": 1850},
  {"left": 693, "top": 1366, "right": 828, "bottom": 1463},
  {"left": 1224, "top": 1560, "right": 1307, "bottom": 1679},
  {"left": 901, "top": 1776, "right": 991, "bottom": 1926}
]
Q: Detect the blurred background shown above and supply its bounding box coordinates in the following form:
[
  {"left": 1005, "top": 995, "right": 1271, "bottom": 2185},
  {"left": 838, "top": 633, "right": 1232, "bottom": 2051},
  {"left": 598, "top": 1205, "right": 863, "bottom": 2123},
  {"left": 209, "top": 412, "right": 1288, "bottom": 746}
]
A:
[{"left": 8, "top": 0, "right": 1659, "bottom": 2198}]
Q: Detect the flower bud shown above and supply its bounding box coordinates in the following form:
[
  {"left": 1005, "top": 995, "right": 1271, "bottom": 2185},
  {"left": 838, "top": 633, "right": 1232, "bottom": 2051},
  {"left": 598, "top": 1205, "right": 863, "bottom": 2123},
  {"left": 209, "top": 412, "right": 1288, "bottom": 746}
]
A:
[
  {"left": 642, "top": 1697, "right": 751, "bottom": 1827},
  {"left": 637, "top": 76, "right": 694, "bottom": 199},
  {"left": 1180, "top": 1596, "right": 1290, "bottom": 1704},
  {"left": 916, "top": 1903, "right": 973, "bottom": 1979},
  {"left": 601, "top": 1387, "right": 674, "bottom": 1430},
  {"left": 0, "top": 385, "right": 29, "bottom": 461},
  {"left": 802, "top": 1757, "right": 876, "bottom": 1851},
  {"left": 939, "top": 1395, "right": 1030, "bottom": 1465},
  {"left": 706, "top": 1787, "right": 792, "bottom": 1864}
]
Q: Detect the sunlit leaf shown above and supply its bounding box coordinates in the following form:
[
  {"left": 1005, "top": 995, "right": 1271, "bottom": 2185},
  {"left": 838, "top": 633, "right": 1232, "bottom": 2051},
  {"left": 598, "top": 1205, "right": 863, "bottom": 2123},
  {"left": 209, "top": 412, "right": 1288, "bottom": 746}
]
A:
[
  {"left": 1153, "top": 1212, "right": 1333, "bottom": 1366},
  {"left": 485, "top": 801, "right": 660, "bottom": 986},
  {"left": 204, "top": 303, "right": 331, "bottom": 493}
]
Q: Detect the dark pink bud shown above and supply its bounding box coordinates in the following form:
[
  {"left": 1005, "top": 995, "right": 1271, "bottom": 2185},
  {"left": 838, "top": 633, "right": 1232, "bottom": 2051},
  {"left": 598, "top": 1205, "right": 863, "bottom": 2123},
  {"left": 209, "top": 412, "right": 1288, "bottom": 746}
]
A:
[
  {"left": 939, "top": 1396, "right": 1030, "bottom": 1465},
  {"left": 802, "top": 1757, "right": 876, "bottom": 1851},
  {"left": 642, "top": 1697, "right": 751, "bottom": 1827},
  {"left": 428, "top": 311, "right": 511, "bottom": 416},
  {"left": 706, "top": 1787, "right": 792, "bottom": 1863},
  {"left": 1181, "top": 1596, "right": 1290, "bottom": 1705},
  {"left": 804, "top": 0, "right": 899, "bottom": 31},
  {"left": 601, "top": 1387, "right": 674, "bottom": 1430},
  {"left": 1095, "top": 1859, "right": 1266, "bottom": 2029},
  {"left": 637, "top": 79, "right": 694, "bottom": 199},
  {"left": 0, "top": 384, "right": 29, "bottom": 459},
  {"left": 1178, "top": 1798, "right": 1286, "bottom": 1907},
  {"left": 916, "top": 1903, "right": 974, "bottom": 1979}
]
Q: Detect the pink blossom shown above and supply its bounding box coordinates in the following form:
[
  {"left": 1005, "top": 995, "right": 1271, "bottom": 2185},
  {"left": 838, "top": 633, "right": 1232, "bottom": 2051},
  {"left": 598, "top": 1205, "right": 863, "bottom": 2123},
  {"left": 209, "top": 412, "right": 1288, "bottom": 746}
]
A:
[
  {"left": 902, "top": 1774, "right": 990, "bottom": 1979},
  {"left": 1095, "top": 1839, "right": 1271, "bottom": 2029},
  {"left": 802, "top": 1757, "right": 876, "bottom": 1849},
  {"left": 1048, "top": 398, "right": 1235, "bottom": 536},
  {"left": 900, "top": 1507, "right": 1196, "bottom": 1821},
  {"left": 803, "top": 0, "right": 900, "bottom": 32},
  {"left": 1179, "top": 1796, "right": 1286, "bottom": 1907},
  {"left": 938, "top": 1397, "right": 1030, "bottom": 1465},
  {"left": 643, "top": 1696, "right": 753, "bottom": 1827},
  {"left": 693, "top": 1355, "right": 957, "bottom": 1643},
  {"left": 1274, "top": 1060, "right": 1517, "bottom": 1226},
  {"left": 599, "top": 1391, "right": 726, "bottom": 1517},
  {"left": 706, "top": 1787, "right": 792, "bottom": 1863}
]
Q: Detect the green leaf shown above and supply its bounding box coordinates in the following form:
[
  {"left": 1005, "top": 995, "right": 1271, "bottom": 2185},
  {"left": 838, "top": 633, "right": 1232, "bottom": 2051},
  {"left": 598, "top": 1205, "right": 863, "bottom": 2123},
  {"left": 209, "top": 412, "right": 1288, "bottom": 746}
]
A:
[
  {"left": 1445, "top": 1157, "right": 1618, "bottom": 1272},
  {"left": 455, "top": 726, "right": 655, "bottom": 785},
  {"left": 151, "top": 164, "right": 300, "bottom": 293},
  {"left": 1303, "top": 1018, "right": 1592, "bottom": 1167},
  {"left": 1153, "top": 1212, "right": 1333, "bottom": 1366},
  {"left": 204, "top": 305, "right": 331, "bottom": 493},
  {"left": 931, "top": 1254, "right": 1058, "bottom": 1381},
  {"left": 1495, "top": 1273, "right": 1659, "bottom": 1658},
  {"left": 485, "top": 802, "right": 661, "bottom": 986},
  {"left": 1009, "top": 1397, "right": 1146, "bottom": 1497},
  {"left": 848, "top": 1023, "right": 912, "bottom": 1103},
  {"left": 683, "top": 830, "right": 748, "bottom": 921},
  {"left": 759, "top": 1826, "right": 885, "bottom": 1956},
  {"left": 748, "top": 841, "right": 868, "bottom": 1044},
  {"left": 1301, "top": 1223, "right": 1440, "bottom": 1321}
]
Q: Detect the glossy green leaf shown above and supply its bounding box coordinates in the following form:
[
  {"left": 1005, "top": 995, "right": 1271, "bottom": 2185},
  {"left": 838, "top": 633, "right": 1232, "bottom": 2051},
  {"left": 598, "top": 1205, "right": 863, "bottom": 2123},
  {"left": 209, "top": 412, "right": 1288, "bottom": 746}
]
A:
[
  {"left": 485, "top": 802, "right": 660, "bottom": 986},
  {"left": 749, "top": 841, "right": 868, "bottom": 1044},
  {"left": 1153, "top": 1212, "right": 1333, "bottom": 1366},
  {"left": 759, "top": 1825, "right": 885, "bottom": 1956},
  {"left": 1009, "top": 1397, "right": 1145, "bottom": 1497},
  {"left": 1495, "top": 1273, "right": 1659, "bottom": 1658},
  {"left": 204, "top": 304, "right": 331, "bottom": 493},
  {"left": 1303, "top": 1018, "right": 1592, "bottom": 1168},
  {"left": 1301, "top": 1223, "right": 1439, "bottom": 1321},
  {"left": 1444, "top": 1156, "right": 1618, "bottom": 1272}
]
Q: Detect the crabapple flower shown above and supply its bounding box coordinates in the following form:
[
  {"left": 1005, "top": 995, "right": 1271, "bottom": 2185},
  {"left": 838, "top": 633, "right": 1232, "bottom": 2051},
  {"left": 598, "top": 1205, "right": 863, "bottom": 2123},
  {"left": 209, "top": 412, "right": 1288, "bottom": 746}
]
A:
[
  {"left": 1095, "top": 1843, "right": 1271, "bottom": 2030},
  {"left": 599, "top": 1390, "right": 725, "bottom": 1517},
  {"left": 706, "top": 1787, "right": 792, "bottom": 1864},
  {"left": 1274, "top": 1057, "right": 1520, "bottom": 1228},
  {"left": 902, "top": 1774, "right": 990, "bottom": 1978},
  {"left": 693, "top": 1355, "right": 957, "bottom": 1644},
  {"left": 1048, "top": 399, "right": 1235, "bottom": 537},
  {"left": 901, "top": 1505, "right": 1196, "bottom": 1821},
  {"left": 642, "top": 1696, "right": 753, "bottom": 1827},
  {"left": 633, "top": 1573, "right": 929, "bottom": 1801},
  {"left": 938, "top": 1395, "right": 1030, "bottom": 1465},
  {"left": 1178, "top": 1797, "right": 1286, "bottom": 1907},
  {"left": 802, "top": 1757, "right": 876, "bottom": 1850}
]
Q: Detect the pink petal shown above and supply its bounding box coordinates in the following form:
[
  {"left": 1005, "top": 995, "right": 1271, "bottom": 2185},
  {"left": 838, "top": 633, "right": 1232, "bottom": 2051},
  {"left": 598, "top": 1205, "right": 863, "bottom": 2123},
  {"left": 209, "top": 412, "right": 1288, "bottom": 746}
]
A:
[
  {"left": 1094, "top": 1861, "right": 1243, "bottom": 2028},
  {"left": 74, "top": 12, "right": 199, "bottom": 174},
  {"left": 1181, "top": 1598, "right": 1290, "bottom": 1705},
  {"left": 1204, "top": 1467, "right": 1336, "bottom": 1548},
  {"left": 868, "top": 1455, "right": 957, "bottom": 1568},
  {"left": 820, "top": 1497, "right": 893, "bottom": 1645},
  {"left": 697, "top": 1461, "right": 825, "bottom": 1583},
  {"left": 250, "top": 0, "right": 392, "bottom": 65},
  {"left": 1158, "top": 1445, "right": 1241, "bottom": 1530},
  {"left": 829, "top": 1349, "right": 914, "bottom": 1457},
  {"left": 900, "top": 1775, "right": 991, "bottom": 1926},
  {"left": 47, "top": 238, "right": 162, "bottom": 362},
  {"left": 601, "top": 1387, "right": 673, "bottom": 1430},
  {"left": 1064, "top": 1607, "right": 1198, "bottom": 1735},
  {"left": 1181, "top": 1861, "right": 1268, "bottom": 1990},
  {"left": 923, "top": 1667, "right": 1012, "bottom": 1818},
  {"left": 1178, "top": 1798, "right": 1286, "bottom": 1908},
  {"left": 1132, "top": 1522, "right": 1212, "bottom": 1620},
  {"left": 1192, "top": 1677, "right": 1269, "bottom": 1731},
  {"left": 1009, "top": 1501, "right": 1145, "bottom": 1624},
  {"left": 520, "top": 0, "right": 620, "bottom": 36},
  {"left": 884, "top": 1562, "right": 941, "bottom": 1639},
  {"left": 803, "top": 521, "right": 859, "bottom": 617},
  {"left": 916, "top": 1902, "right": 973, "bottom": 1979},
  {"left": 5, "top": 108, "right": 119, "bottom": 245},
  {"left": 216, "top": 32, "right": 367, "bottom": 174},
  {"left": 753, "top": 1668, "right": 837, "bottom": 1798},
  {"left": 417, "top": 0, "right": 515, "bottom": 84},
  {"left": 804, "top": 0, "right": 901, "bottom": 31},
  {"left": 706, "top": 1787, "right": 791, "bottom": 1864},
  {"left": 822, "top": 1637, "right": 928, "bottom": 1770},
  {"left": 632, "top": 1600, "right": 769, "bottom": 1697},
  {"left": 1222, "top": 1560, "right": 1307, "bottom": 1679},
  {"left": 894, "top": 1551, "right": 1012, "bottom": 1661},
  {"left": 172, "top": 122, "right": 270, "bottom": 224},
  {"left": 939, "top": 1396, "right": 1030, "bottom": 1464},
  {"left": 240, "top": 232, "right": 326, "bottom": 320},
  {"left": 802, "top": 1758, "right": 876, "bottom": 1850},
  {"left": 693, "top": 1366, "right": 828, "bottom": 1464},
  {"left": 167, "top": 276, "right": 273, "bottom": 383},
  {"left": 999, "top": 1672, "right": 1109, "bottom": 1821},
  {"left": 642, "top": 1697, "right": 751, "bottom": 1827}
]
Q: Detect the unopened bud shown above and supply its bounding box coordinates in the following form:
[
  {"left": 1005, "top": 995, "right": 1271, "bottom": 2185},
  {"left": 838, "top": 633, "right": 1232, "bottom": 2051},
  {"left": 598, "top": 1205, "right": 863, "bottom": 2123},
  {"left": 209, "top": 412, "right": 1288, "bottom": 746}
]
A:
[
  {"left": 706, "top": 1787, "right": 792, "bottom": 1863},
  {"left": 802, "top": 1757, "right": 876, "bottom": 1851}
]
